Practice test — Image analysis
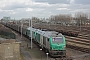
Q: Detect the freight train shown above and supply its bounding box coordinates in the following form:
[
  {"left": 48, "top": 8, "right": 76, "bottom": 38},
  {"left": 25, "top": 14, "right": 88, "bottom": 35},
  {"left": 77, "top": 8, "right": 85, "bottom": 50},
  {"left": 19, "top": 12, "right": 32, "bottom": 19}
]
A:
[{"left": 2, "top": 22, "right": 66, "bottom": 57}]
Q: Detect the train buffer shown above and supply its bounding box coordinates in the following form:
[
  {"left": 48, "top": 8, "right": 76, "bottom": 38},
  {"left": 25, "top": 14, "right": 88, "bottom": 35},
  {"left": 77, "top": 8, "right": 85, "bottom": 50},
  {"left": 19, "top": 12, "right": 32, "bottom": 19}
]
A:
[{"left": 70, "top": 54, "right": 90, "bottom": 60}]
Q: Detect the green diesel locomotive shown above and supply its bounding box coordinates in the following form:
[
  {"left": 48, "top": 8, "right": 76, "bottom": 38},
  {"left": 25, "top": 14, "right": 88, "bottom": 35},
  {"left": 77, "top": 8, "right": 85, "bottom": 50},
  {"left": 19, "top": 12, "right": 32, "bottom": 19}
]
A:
[{"left": 27, "top": 27, "right": 66, "bottom": 57}]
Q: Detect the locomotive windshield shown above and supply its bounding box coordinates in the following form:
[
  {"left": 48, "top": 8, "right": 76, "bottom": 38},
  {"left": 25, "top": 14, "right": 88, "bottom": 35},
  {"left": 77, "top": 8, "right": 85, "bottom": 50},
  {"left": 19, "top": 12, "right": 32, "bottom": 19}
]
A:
[{"left": 52, "top": 37, "right": 63, "bottom": 43}]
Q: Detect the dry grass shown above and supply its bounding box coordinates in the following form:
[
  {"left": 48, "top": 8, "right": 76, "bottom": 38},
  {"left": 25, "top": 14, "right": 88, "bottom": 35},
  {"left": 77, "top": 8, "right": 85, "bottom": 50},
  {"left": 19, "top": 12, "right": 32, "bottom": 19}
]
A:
[
  {"left": 20, "top": 52, "right": 25, "bottom": 60},
  {"left": 0, "top": 24, "right": 3, "bottom": 27}
]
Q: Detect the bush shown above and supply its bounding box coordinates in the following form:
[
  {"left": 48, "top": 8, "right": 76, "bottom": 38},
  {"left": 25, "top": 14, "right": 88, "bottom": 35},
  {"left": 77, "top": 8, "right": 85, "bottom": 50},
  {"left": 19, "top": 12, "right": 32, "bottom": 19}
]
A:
[{"left": 0, "top": 31, "right": 16, "bottom": 39}]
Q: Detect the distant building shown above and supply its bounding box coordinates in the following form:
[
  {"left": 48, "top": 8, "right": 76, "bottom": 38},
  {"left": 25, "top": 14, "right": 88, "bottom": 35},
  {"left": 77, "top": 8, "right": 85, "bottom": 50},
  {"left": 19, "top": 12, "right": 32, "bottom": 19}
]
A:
[
  {"left": 3, "top": 17, "right": 10, "bottom": 20},
  {"left": 69, "top": 20, "right": 77, "bottom": 26}
]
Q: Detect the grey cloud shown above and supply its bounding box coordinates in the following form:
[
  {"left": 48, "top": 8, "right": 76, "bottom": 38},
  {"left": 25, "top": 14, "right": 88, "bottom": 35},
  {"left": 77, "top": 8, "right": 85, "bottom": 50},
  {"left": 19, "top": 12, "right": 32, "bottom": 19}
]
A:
[
  {"left": 75, "top": 0, "right": 90, "bottom": 4},
  {"left": 33, "top": 0, "right": 70, "bottom": 4},
  {"left": 0, "top": 0, "right": 90, "bottom": 19},
  {"left": 68, "top": 4, "right": 90, "bottom": 11},
  {"left": 1, "top": 2, "right": 28, "bottom": 10}
]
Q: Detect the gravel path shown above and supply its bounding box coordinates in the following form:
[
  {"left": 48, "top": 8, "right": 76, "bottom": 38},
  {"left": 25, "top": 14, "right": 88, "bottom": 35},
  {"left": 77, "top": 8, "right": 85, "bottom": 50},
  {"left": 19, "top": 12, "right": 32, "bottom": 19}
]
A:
[
  {"left": 21, "top": 47, "right": 32, "bottom": 60},
  {"left": 13, "top": 31, "right": 32, "bottom": 60}
]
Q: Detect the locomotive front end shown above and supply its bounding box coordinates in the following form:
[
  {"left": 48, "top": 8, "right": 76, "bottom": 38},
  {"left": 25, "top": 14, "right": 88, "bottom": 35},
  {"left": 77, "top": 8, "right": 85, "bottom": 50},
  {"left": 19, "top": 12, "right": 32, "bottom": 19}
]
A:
[{"left": 50, "top": 36, "right": 66, "bottom": 57}]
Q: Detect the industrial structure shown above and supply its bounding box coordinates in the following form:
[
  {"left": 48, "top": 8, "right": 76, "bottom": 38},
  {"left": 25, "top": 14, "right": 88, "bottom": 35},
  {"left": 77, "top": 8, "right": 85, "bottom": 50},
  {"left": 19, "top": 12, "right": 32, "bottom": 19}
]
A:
[{"left": 0, "top": 39, "right": 21, "bottom": 60}]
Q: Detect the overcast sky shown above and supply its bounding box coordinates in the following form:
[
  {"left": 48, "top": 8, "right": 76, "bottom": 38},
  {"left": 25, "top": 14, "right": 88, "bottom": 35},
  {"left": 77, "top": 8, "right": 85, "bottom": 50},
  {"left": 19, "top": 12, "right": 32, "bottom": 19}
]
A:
[{"left": 0, "top": 0, "right": 90, "bottom": 19}]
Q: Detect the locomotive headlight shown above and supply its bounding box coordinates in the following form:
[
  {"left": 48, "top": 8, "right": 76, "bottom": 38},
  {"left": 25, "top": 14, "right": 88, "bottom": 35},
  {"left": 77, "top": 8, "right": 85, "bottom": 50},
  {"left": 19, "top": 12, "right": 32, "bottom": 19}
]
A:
[{"left": 64, "top": 46, "right": 66, "bottom": 48}]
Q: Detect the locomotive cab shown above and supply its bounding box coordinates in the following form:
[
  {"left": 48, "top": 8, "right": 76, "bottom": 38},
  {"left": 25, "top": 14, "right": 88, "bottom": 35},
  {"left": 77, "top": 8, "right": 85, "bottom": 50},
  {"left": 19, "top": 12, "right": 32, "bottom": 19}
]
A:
[{"left": 49, "top": 33, "right": 66, "bottom": 57}]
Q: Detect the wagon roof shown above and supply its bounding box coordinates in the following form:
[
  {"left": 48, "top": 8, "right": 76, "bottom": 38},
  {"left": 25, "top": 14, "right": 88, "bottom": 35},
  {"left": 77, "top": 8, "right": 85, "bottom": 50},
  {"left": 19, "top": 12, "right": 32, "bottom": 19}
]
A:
[
  {"left": 36, "top": 30, "right": 63, "bottom": 38},
  {"left": 27, "top": 27, "right": 63, "bottom": 38},
  {"left": 27, "top": 27, "right": 37, "bottom": 31}
]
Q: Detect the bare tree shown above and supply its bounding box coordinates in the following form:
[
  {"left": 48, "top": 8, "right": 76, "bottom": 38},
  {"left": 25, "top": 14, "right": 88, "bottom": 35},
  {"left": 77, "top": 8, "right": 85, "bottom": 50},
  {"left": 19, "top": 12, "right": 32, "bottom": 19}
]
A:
[
  {"left": 49, "top": 14, "right": 72, "bottom": 25},
  {"left": 75, "top": 12, "right": 88, "bottom": 26}
]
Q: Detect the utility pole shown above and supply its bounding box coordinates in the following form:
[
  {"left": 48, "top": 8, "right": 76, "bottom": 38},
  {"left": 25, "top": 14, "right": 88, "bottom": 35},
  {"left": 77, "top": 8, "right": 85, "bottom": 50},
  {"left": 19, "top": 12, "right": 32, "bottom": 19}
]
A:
[
  {"left": 29, "top": 19, "right": 30, "bottom": 27},
  {"left": 80, "top": 19, "right": 81, "bottom": 31},
  {"left": 46, "top": 53, "right": 49, "bottom": 60},
  {"left": 80, "top": 15, "right": 81, "bottom": 31},
  {"left": 87, "top": 12, "right": 90, "bottom": 53},
  {"left": 21, "top": 20, "right": 23, "bottom": 38},
  {"left": 29, "top": 18, "right": 32, "bottom": 49},
  {"left": 31, "top": 18, "right": 32, "bottom": 49}
]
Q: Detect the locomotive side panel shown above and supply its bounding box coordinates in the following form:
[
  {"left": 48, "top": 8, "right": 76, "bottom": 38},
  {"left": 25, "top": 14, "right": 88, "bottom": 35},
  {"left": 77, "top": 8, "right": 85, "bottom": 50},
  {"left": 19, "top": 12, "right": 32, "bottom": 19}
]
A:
[
  {"left": 35, "top": 33, "right": 40, "bottom": 43},
  {"left": 43, "top": 36, "right": 46, "bottom": 47}
]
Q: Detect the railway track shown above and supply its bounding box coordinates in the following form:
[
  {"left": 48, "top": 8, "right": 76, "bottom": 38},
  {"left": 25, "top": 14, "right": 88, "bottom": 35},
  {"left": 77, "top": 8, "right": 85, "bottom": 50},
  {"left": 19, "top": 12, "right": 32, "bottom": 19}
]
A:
[
  {"left": 66, "top": 35, "right": 90, "bottom": 53},
  {"left": 78, "top": 32, "right": 89, "bottom": 39},
  {"left": 66, "top": 44, "right": 90, "bottom": 53},
  {"left": 65, "top": 36, "right": 90, "bottom": 43},
  {"left": 50, "top": 57, "right": 72, "bottom": 60}
]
